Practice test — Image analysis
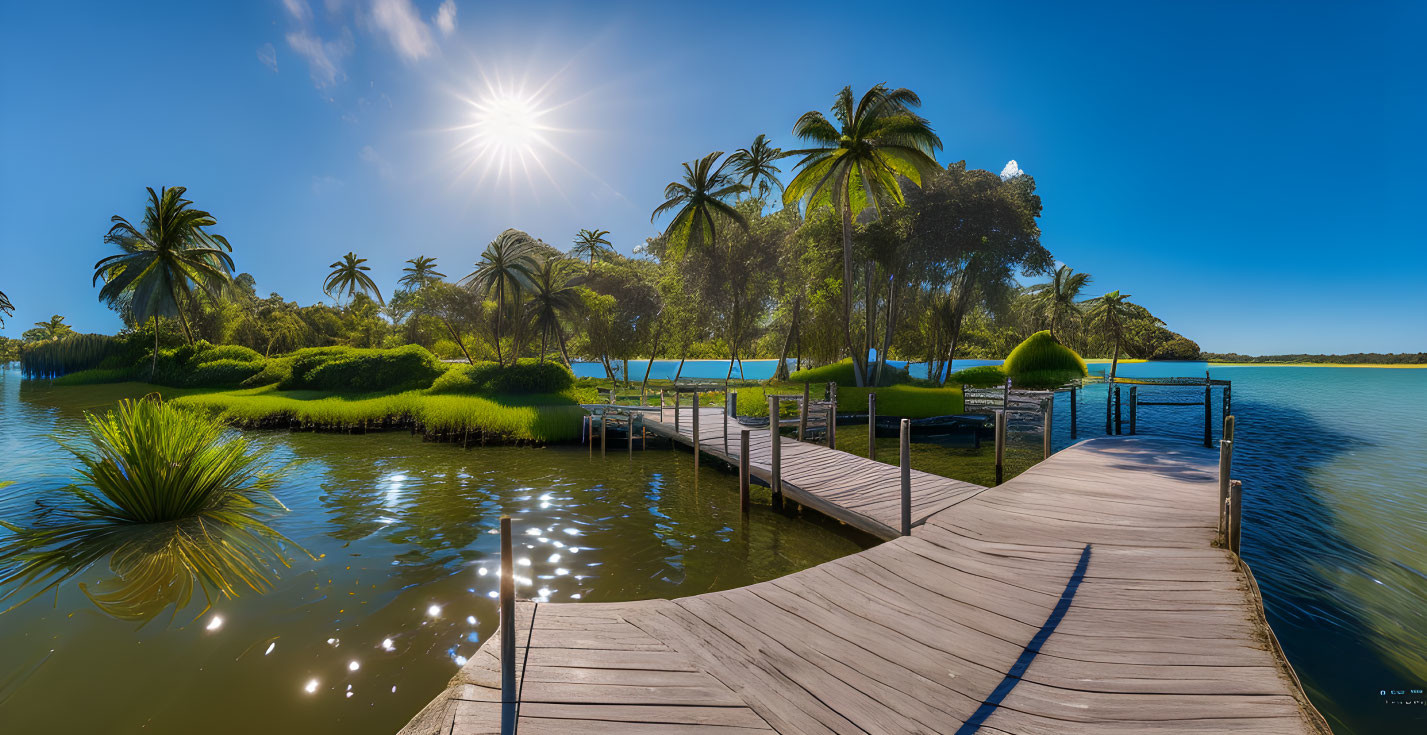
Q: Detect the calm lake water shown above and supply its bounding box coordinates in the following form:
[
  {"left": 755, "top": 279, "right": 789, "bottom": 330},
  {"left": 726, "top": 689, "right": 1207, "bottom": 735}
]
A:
[
  {"left": 2, "top": 362, "right": 1424, "bottom": 733},
  {"left": 0, "top": 367, "right": 871, "bottom": 734}
]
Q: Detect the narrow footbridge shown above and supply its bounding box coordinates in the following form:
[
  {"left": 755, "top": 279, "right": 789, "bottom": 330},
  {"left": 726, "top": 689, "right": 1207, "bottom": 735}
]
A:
[{"left": 401, "top": 409, "right": 1329, "bottom": 734}]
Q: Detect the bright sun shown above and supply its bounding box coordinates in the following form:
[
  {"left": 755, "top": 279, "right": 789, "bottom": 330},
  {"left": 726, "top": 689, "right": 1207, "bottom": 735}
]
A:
[{"left": 452, "top": 81, "right": 562, "bottom": 190}]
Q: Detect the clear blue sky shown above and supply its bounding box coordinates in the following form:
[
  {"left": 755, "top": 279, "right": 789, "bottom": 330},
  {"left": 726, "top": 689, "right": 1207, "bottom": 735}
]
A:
[{"left": 2, "top": 0, "right": 1423, "bottom": 354}]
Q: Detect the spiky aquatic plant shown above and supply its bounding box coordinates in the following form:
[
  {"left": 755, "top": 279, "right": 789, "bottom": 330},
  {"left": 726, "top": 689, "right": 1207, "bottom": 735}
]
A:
[{"left": 0, "top": 396, "right": 298, "bottom": 621}]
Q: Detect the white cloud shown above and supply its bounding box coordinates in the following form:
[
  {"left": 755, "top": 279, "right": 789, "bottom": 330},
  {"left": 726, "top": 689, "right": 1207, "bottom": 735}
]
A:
[
  {"left": 360, "top": 145, "right": 394, "bottom": 178},
  {"left": 256, "top": 43, "right": 278, "bottom": 73},
  {"left": 286, "top": 29, "right": 353, "bottom": 88},
  {"left": 312, "top": 175, "right": 344, "bottom": 194},
  {"left": 433, "top": 0, "right": 457, "bottom": 35},
  {"left": 370, "top": 0, "right": 434, "bottom": 61},
  {"left": 282, "top": 0, "right": 313, "bottom": 22},
  {"left": 999, "top": 160, "right": 1023, "bottom": 180}
]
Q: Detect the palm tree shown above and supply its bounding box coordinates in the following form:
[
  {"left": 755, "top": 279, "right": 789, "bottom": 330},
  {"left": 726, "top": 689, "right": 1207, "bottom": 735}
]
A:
[
  {"left": 0, "top": 289, "right": 12, "bottom": 327},
  {"left": 728, "top": 134, "right": 786, "bottom": 202},
  {"left": 398, "top": 256, "right": 444, "bottom": 291},
  {"left": 94, "top": 186, "right": 235, "bottom": 374},
  {"left": 525, "top": 256, "right": 584, "bottom": 364},
  {"left": 1085, "top": 290, "right": 1154, "bottom": 433},
  {"left": 571, "top": 229, "right": 614, "bottom": 270},
  {"left": 650, "top": 151, "right": 749, "bottom": 259},
  {"left": 461, "top": 229, "right": 539, "bottom": 366},
  {"left": 783, "top": 84, "right": 943, "bottom": 387},
  {"left": 30, "top": 315, "right": 73, "bottom": 341},
  {"left": 1028, "top": 265, "right": 1092, "bottom": 341},
  {"left": 324, "top": 253, "right": 383, "bottom": 306}
]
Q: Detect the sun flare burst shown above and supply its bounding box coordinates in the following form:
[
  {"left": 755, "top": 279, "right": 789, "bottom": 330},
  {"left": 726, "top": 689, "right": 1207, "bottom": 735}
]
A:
[{"left": 451, "top": 77, "right": 564, "bottom": 193}]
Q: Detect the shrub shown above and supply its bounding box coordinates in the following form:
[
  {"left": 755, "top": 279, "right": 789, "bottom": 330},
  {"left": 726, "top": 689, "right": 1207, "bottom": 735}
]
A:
[
  {"left": 194, "top": 344, "right": 263, "bottom": 364},
  {"left": 1002, "top": 331, "right": 1086, "bottom": 388},
  {"left": 949, "top": 365, "right": 1007, "bottom": 388},
  {"left": 1151, "top": 336, "right": 1202, "bottom": 361},
  {"left": 188, "top": 358, "right": 266, "bottom": 388},
  {"left": 430, "top": 359, "right": 575, "bottom": 395},
  {"left": 284, "top": 345, "right": 444, "bottom": 392},
  {"left": 789, "top": 358, "right": 908, "bottom": 387}
]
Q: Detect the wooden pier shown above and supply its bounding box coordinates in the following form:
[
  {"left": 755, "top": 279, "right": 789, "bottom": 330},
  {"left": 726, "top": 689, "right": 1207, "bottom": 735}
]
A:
[{"left": 401, "top": 415, "right": 1327, "bottom": 734}]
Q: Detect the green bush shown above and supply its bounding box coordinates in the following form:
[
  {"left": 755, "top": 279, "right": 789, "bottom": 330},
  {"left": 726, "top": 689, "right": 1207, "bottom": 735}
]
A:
[
  {"left": 188, "top": 359, "right": 267, "bottom": 388},
  {"left": 949, "top": 365, "right": 1007, "bottom": 388},
  {"left": 789, "top": 358, "right": 908, "bottom": 387},
  {"left": 282, "top": 345, "right": 444, "bottom": 392},
  {"left": 430, "top": 359, "right": 575, "bottom": 395},
  {"left": 1002, "top": 331, "right": 1086, "bottom": 389},
  {"left": 1150, "top": 336, "right": 1202, "bottom": 361},
  {"left": 194, "top": 344, "right": 263, "bottom": 364}
]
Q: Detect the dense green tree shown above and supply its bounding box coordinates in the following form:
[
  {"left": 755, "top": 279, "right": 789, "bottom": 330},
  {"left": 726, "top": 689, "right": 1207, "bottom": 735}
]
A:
[
  {"left": 461, "top": 229, "right": 539, "bottom": 366},
  {"left": 398, "top": 256, "right": 445, "bottom": 291},
  {"left": 570, "top": 229, "right": 614, "bottom": 270},
  {"left": 651, "top": 152, "right": 749, "bottom": 258},
  {"left": 784, "top": 84, "right": 943, "bottom": 386},
  {"left": 324, "top": 252, "right": 383, "bottom": 306},
  {"left": 94, "top": 186, "right": 235, "bottom": 375},
  {"left": 24, "top": 315, "right": 74, "bottom": 342}
]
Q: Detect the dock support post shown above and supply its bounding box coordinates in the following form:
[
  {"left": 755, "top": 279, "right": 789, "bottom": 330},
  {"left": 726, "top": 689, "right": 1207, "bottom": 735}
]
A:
[
  {"left": 1129, "top": 386, "right": 1137, "bottom": 435},
  {"left": 994, "top": 410, "right": 1006, "bottom": 486},
  {"left": 692, "top": 391, "right": 700, "bottom": 471},
  {"left": 1107, "top": 385, "right": 1118, "bottom": 436},
  {"left": 768, "top": 395, "right": 782, "bottom": 509},
  {"left": 1070, "top": 385, "right": 1078, "bottom": 439},
  {"left": 628, "top": 414, "right": 634, "bottom": 457},
  {"left": 674, "top": 391, "right": 680, "bottom": 433},
  {"left": 725, "top": 391, "right": 733, "bottom": 454},
  {"left": 900, "top": 418, "right": 911, "bottom": 536},
  {"left": 739, "top": 429, "right": 750, "bottom": 514},
  {"left": 1219, "top": 437, "right": 1234, "bottom": 544},
  {"left": 827, "top": 383, "right": 837, "bottom": 450},
  {"left": 1228, "top": 479, "right": 1243, "bottom": 554},
  {"left": 1042, "top": 396, "right": 1054, "bottom": 459},
  {"left": 1203, "top": 375, "right": 1213, "bottom": 448},
  {"left": 1224, "top": 384, "right": 1232, "bottom": 426},
  {"left": 868, "top": 392, "right": 877, "bottom": 462},
  {"left": 1105, "top": 379, "right": 1113, "bottom": 435},
  {"left": 599, "top": 414, "right": 606, "bottom": 457},
  {"left": 799, "top": 382, "right": 810, "bottom": 440},
  {"left": 499, "top": 515, "right": 516, "bottom": 735}
]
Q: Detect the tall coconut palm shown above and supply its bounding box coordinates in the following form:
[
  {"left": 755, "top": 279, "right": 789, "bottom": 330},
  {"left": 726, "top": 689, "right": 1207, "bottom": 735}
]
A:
[
  {"left": 728, "top": 134, "right": 786, "bottom": 202},
  {"left": 94, "top": 186, "right": 235, "bottom": 375},
  {"left": 525, "top": 256, "right": 584, "bottom": 365},
  {"left": 461, "top": 229, "right": 539, "bottom": 366},
  {"left": 783, "top": 84, "right": 943, "bottom": 386},
  {"left": 1085, "top": 290, "right": 1150, "bottom": 433},
  {"left": 650, "top": 151, "right": 749, "bottom": 259},
  {"left": 398, "top": 256, "right": 444, "bottom": 291},
  {"left": 324, "top": 252, "right": 383, "bottom": 306},
  {"left": 1028, "top": 265, "right": 1092, "bottom": 341},
  {"left": 570, "top": 229, "right": 614, "bottom": 270},
  {"left": 0, "top": 289, "right": 12, "bottom": 327}
]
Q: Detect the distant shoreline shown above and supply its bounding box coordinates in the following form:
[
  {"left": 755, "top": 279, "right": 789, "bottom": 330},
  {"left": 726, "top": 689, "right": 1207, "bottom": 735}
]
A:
[{"left": 1206, "top": 362, "right": 1427, "bottom": 369}]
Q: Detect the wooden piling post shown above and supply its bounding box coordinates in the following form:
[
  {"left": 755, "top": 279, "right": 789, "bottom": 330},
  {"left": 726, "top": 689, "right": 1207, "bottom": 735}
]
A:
[
  {"left": 799, "top": 381, "right": 810, "bottom": 441},
  {"left": 994, "top": 410, "right": 1006, "bottom": 486},
  {"left": 1070, "top": 385, "right": 1078, "bottom": 439},
  {"left": 1224, "top": 384, "right": 1232, "bottom": 423},
  {"left": 1203, "top": 374, "right": 1213, "bottom": 448},
  {"left": 499, "top": 515, "right": 516, "bottom": 734},
  {"left": 1129, "top": 386, "right": 1137, "bottom": 435},
  {"left": 674, "top": 391, "right": 680, "bottom": 433},
  {"left": 1229, "top": 479, "right": 1243, "bottom": 554},
  {"left": 1107, "top": 385, "right": 1118, "bottom": 436},
  {"left": 587, "top": 415, "right": 592, "bottom": 457},
  {"left": 739, "top": 429, "right": 751, "bottom": 513},
  {"left": 1224, "top": 414, "right": 1235, "bottom": 443},
  {"left": 868, "top": 392, "right": 878, "bottom": 462},
  {"left": 1105, "top": 379, "right": 1114, "bottom": 435},
  {"left": 900, "top": 418, "right": 912, "bottom": 536},
  {"left": 692, "top": 391, "right": 700, "bottom": 471},
  {"left": 827, "top": 383, "right": 837, "bottom": 450},
  {"left": 1218, "top": 438, "right": 1234, "bottom": 544},
  {"left": 768, "top": 395, "right": 782, "bottom": 509},
  {"left": 1042, "top": 395, "right": 1054, "bottom": 459},
  {"left": 599, "top": 413, "right": 606, "bottom": 457}
]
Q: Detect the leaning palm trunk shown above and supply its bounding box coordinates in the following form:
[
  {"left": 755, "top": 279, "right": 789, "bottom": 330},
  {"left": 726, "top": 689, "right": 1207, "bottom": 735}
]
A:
[
  {"left": 1105, "top": 338, "right": 1121, "bottom": 433},
  {"left": 874, "top": 273, "right": 899, "bottom": 386},
  {"left": 865, "top": 258, "right": 877, "bottom": 381},
  {"left": 640, "top": 325, "right": 663, "bottom": 393}
]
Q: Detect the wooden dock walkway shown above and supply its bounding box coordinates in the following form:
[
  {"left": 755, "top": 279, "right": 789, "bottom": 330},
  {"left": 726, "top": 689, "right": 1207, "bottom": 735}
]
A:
[{"left": 401, "top": 431, "right": 1328, "bottom": 734}]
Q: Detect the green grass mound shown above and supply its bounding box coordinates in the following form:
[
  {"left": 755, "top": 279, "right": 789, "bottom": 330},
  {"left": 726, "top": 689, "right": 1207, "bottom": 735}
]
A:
[
  {"left": 1002, "top": 331, "right": 1086, "bottom": 389},
  {"left": 54, "top": 339, "right": 268, "bottom": 389},
  {"left": 948, "top": 365, "right": 1007, "bottom": 388},
  {"left": 789, "top": 358, "right": 908, "bottom": 387},
  {"left": 431, "top": 359, "right": 574, "bottom": 395},
  {"left": 278, "top": 345, "right": 444, "bottom": 393}
]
